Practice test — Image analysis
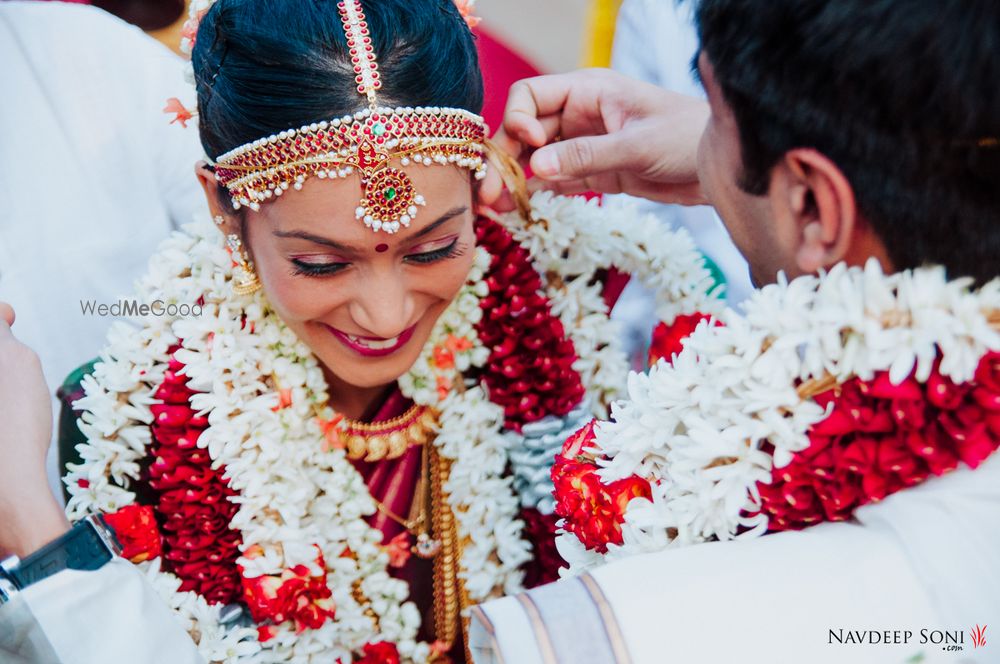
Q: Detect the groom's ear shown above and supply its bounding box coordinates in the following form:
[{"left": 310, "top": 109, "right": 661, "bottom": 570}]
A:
[{"left": 769, "top": 149, "right": 858, "bottom": 274}]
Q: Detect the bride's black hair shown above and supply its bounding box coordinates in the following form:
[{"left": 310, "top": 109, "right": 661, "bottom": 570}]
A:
[{"left": 192, "top": 0, "right": 484, "bottom": 161}]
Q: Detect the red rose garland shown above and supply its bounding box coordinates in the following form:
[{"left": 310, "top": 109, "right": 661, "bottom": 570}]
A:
[
  {"left": 552, "top": 421, "right": 651, "bottom": 553},
  {"left": 147, "top": 346, "right": 244, "bottom": 605},
  {"left": 648, "top": 313, "right": 718, "bottom": 366},
  {"left": 474, "top": 217, "right": 586, "bottom": 431},
  {"left": 553, "top": 306, "right": 1000, "bottom": 555},
  {"left": 758, "top": 351, "right": 1000, "bottom": 531}
]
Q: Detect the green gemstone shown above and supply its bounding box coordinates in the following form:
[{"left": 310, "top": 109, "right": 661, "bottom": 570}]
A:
[
  {"left": 372, "top": 122, "right": 386, "bottom": 136},
  {"left": 384, "top": 186, "right": 397, "bottom": 201}
]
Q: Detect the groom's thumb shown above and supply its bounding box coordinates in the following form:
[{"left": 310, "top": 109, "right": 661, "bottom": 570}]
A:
[{"left": 530, "top": 134, "right": 628, "bottom": 182}]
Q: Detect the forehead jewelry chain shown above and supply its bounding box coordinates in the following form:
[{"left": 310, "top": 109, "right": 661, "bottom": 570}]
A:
[
  {"left": 211, "top": 0, "right": 487, "bottom": 233},
  {"left": 338, "top": 0, "right": 426, "bottom": 234}
]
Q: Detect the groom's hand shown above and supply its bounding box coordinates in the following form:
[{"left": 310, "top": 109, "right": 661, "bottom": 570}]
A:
[
  {"left": 482, "top": 69, "right": 710, "bottom": 207},
  {"left": 0, "top": 302, "right": 69, "bottom": 558}
]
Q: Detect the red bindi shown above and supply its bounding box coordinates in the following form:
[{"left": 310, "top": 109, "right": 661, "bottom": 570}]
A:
[{"left": 375, "top": 243, "right": 389, "bottom": 253}]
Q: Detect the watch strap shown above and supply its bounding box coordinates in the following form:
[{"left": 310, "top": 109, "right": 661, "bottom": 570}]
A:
[{"left": 4, "top": 515, "right": 121, "bottom": 590}]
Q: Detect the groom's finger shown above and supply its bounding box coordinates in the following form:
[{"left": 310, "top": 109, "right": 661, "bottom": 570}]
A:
[
  {"left": 502, "top": 75, "right": 572, "bottom": 148},
  {"left": 529, "top": 132, "right": 635, "bottom": 182}
]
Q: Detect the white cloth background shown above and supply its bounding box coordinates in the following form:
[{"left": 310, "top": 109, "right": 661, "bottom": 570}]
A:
[
  {"left": 0, "top": 1, "right": 205, "bottom": 501},
  {"left": 608, "top": 0, "right": 753, "bottom": 363}
]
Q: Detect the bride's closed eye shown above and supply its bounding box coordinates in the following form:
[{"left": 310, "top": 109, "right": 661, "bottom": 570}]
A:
[
  {"left": 404, "top": 237, "right": 465, "bottom": 264},
  {"left": 289, "top": 237, "right": 466, "bottom": 277}
]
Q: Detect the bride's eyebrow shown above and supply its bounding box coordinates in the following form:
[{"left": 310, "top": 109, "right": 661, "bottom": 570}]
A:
[
  {"left": 273, "top": 228, "right": 355, "bottom": 253},
  {"left": 273, "top": 206, "right": 469, "bottom": 253},
  {"left": 405, "top": 206, "right": 468, "bottom": 242}
]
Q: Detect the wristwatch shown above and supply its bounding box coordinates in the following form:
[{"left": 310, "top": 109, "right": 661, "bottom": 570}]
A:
[{"left": 0, "top": 514, "right": 122, "bottom": 605}]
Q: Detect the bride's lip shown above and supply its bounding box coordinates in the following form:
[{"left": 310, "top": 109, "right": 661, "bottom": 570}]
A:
[{"left": 324, "top": 323, "right": 418, "bottom": 357}]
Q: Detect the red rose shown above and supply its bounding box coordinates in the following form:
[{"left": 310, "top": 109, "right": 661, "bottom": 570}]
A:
[
  {"left": 356, "top": 641, "right": 401, "bottom": 664},
  {"left": 241, "top": 548, "right": 336, "bottom": 633},
  {"left": 648, "top": 313, "right": 717, "bottom": 366},
  {"left": 975, "top": 351, "right": 1000, "bottom": 392},
  {"left": 559, "top": 419, "right": 598, "bottom": 461},
  {"left": 257, "top": 625, "right": 279, "bottom": 643},
  {"left": 103, "top": 504, "right": 163, "bottom": 563},
  {"left": 475, "top": 217, "right": 587, "bottom": 432},
  {"left": 552, "top": 453, "right": 651, "bottom": 553},
  {"left": 760, "top": 355, "right": 1000, "bottom": 532},
  {"left": 974, "top": 351, "right": 1000, "bottom": 411},
  {"left": 148, "top": 347, "right": 244, "bottom": 605}
]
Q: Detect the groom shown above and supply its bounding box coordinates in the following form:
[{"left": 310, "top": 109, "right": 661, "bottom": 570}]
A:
[{"left": 474, "top": 0, "right": 1000, "bottom": 662}]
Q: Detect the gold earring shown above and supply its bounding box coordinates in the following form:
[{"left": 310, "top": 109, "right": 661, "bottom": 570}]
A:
[{"left": 225, "top": 234, "right": 262, "bottom": 296}]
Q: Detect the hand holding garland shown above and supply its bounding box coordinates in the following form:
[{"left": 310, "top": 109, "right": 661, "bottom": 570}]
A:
[{"left": 481, "top": 69, "right": 709, "bottom": 208}]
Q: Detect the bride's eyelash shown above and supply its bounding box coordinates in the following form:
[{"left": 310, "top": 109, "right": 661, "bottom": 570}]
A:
[
  {"left": 290, "top": 260, "right": 349, "bottom": 277},
  {"left": 405, "top": 239, "right": 465, "bottom": 264},
  {"left": 289, "top": 240, "right": 466, "bottom": 277}
]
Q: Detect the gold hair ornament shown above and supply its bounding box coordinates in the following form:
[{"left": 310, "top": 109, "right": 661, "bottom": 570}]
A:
[{"left": 209, "top": 0, "right": 488, "bottom": 234}]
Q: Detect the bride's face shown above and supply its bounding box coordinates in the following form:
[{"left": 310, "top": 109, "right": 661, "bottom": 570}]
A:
[{"left": 236, "top": 166, "right": 476, "bottom": 390}]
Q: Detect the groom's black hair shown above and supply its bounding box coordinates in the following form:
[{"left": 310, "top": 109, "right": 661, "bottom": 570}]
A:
[
  {"left": 192, "top": 0, "right": 483, "bottom": 161},
  {"left": 695, "top": 0, "right": 1000, "bottom": 284}
]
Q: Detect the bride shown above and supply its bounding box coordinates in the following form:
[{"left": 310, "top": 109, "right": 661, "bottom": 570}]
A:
[{"left": 55, "top": 1, "right": 716, "bottom": 662}]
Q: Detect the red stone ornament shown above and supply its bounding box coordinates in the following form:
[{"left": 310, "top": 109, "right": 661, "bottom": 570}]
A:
[{"left": 211, "top": 0, "right": 488, "bottom": 229}]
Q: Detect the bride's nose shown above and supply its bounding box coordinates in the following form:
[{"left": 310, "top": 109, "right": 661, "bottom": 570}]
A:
[{"left": 348, "top": 270, "right": 416, "bottom": 339}]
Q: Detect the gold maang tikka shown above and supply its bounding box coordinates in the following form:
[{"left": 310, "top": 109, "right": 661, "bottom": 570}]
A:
[{"left": 209, "top": 0, "right": 488, "bottom": 234}]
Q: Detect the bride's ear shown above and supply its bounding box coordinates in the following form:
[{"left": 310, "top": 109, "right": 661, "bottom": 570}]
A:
[{"left": 195, "top": 161, "right": 241, "bottom": 235}]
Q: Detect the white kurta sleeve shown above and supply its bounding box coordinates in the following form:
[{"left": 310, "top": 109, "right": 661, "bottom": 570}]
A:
[
  {"left": 472, "top": 455, "right": 1000, "bottom": 664},
  {"left": 21, "top": 559, "right": 204, "bottom": 664}
]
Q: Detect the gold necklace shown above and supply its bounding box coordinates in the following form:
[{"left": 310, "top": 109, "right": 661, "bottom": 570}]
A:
[
  {"left": 370, "top": 442, "right": 443, "bottom": 559},
  {"left": 337, "top": 404, "right": 438, "bottom": 462}
]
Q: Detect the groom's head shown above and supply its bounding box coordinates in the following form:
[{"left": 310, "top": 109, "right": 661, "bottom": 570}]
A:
[{"left": 694, "top": 0, "right": 1000, "bottom": 286}]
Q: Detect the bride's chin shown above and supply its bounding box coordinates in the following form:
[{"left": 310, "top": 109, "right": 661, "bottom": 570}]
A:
[{"left": 314, "top": 343, "right": 423, "bottom": 391}]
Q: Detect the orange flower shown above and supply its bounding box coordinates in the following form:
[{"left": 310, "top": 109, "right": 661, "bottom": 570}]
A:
[
  {"left": 383, "top": 532, "right": 412, "bottom": 568},
  {"left": 316, "top": 414, "right": 346, "bottom": 452},
  {"left": 436, "top": 375, "right": 453, "bottom": 400},
  {"left": 445, "top": 334, "right": 473, "bottom": 353},
  {"left": 454, "top": 0, "right": 481, "bottom": 28},
  {"left": 179, "top": 9, "right": 207, "bottom": 46},
  {"left": 163, "top": 97, "right": 194, "bottom": 128},
  {"left": 429, "top": 640, "right": 451, "bottom": 659},
  {"left": 271, "top": 388, "right": 293, "bottom": 412},
  {"left": 433, "top": 345, "right": 455, "bottom": 370},
  {"left": 244, "top": 544, "right": 265, "bottom": 559}
]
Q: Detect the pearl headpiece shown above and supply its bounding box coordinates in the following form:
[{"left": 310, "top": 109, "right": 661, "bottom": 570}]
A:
[{"left": 209, "top": 0, "right": 488, "bottom": 234}]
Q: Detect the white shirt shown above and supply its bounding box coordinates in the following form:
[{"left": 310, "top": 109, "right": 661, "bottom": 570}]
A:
[
  {"left": 471, "top": 454, "right": 1000, "bottom": 663},
  {"left": 0, "top": 1, "right": 204, "bottom": 500},
  {"left": 609, "top": 0, "right": 754, "bottom": 362}
]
